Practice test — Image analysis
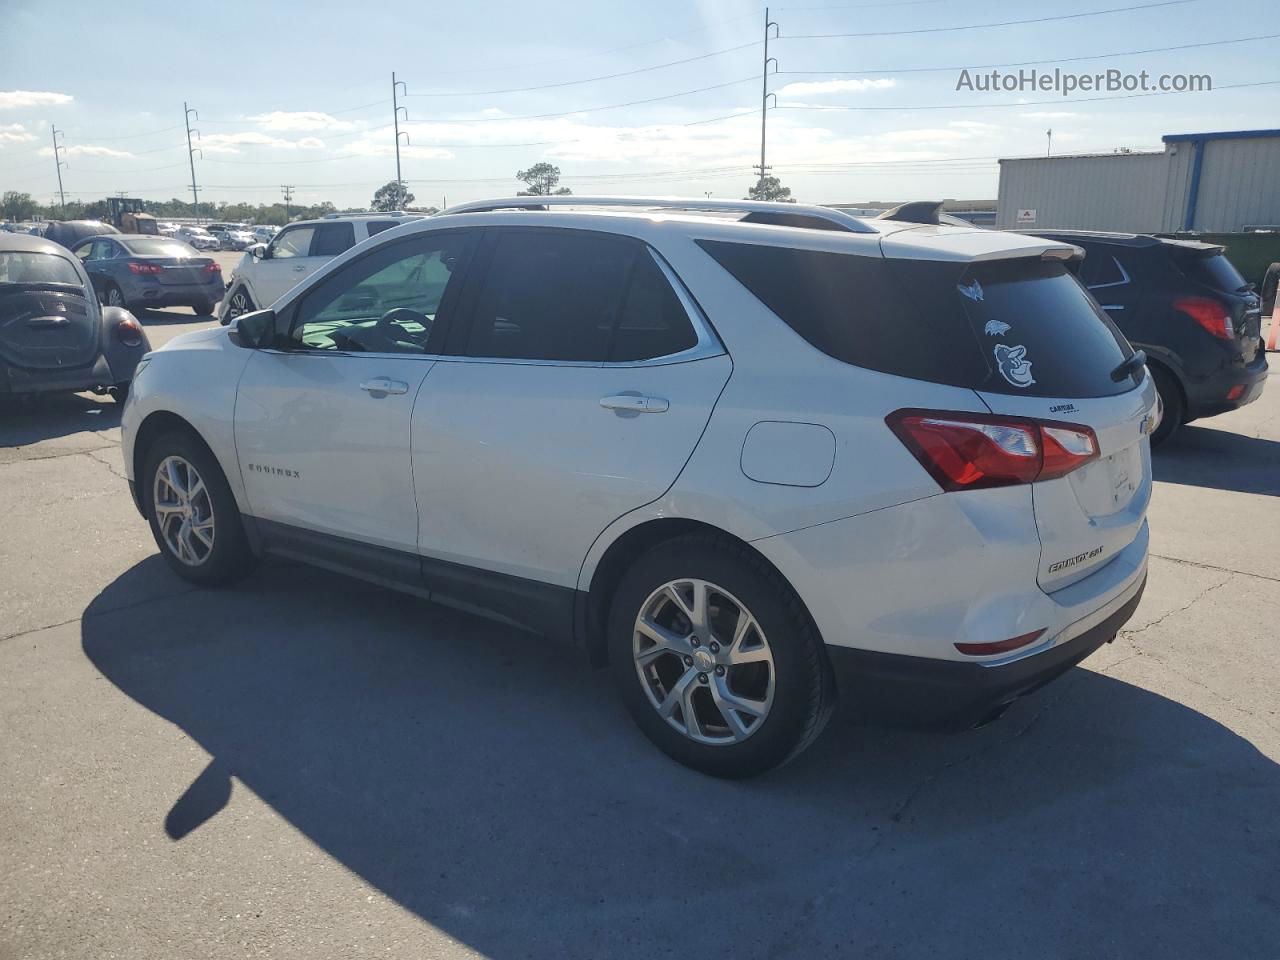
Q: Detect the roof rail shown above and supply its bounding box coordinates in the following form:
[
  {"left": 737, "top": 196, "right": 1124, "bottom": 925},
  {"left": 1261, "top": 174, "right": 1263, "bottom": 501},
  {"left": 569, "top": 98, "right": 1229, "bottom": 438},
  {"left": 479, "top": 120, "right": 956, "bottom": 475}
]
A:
[{"left": 442, "top": 195, "right": 878, "bottom": 234}]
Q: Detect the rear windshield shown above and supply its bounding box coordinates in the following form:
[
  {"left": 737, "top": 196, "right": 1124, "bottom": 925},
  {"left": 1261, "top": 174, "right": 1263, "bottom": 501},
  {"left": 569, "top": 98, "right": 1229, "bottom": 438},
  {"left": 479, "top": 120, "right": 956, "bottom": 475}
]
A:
[
  {"left": 1174, "top": 250, "right": 1248, "bottom": 293},
  {"left": 0, "top": 251, "right": 81, "bottom": 286},
  {"left": 123, "top": 238, "right": 197, "bottom": 257},
  {"left": 697, "top": 240, "right": 1137, "bottom": 399}
]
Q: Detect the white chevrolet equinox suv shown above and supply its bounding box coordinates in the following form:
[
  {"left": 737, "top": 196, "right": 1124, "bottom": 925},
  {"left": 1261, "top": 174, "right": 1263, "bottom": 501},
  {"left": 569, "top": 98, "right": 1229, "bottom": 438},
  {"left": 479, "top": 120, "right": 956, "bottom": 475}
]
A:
[{"left": 121, "top": 196, "right": 1155, "bottom": 778}]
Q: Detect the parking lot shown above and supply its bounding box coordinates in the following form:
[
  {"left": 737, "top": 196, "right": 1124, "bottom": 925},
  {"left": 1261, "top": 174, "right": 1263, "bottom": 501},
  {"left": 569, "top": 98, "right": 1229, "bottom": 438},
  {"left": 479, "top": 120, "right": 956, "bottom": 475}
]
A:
[{"left": 1, "top": 291, "right": 1276, "bottom": 959}]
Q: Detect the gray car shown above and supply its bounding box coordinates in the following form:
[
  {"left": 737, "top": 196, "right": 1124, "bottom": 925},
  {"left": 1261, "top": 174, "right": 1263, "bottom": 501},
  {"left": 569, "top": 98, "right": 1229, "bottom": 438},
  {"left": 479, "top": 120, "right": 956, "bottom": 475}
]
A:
[
  {"left": 70, "top": 234, "right": 225, "bottom": 316},
  {"left": 0, "top": 233, "right": 151, "bottom": 401}
]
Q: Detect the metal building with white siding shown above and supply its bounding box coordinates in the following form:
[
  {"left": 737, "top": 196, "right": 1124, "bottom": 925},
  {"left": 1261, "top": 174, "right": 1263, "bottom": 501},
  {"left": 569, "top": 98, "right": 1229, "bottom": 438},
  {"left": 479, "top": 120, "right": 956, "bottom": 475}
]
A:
[{"left": 995, "top": 129, "right": 1280, "bottom": 233}]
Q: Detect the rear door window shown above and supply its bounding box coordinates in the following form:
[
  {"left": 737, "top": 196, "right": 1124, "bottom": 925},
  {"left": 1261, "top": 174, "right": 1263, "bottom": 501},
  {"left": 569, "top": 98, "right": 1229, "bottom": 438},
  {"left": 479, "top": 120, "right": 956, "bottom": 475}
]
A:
[
  {"left": 365, "top": 220, "right": 400, "bottom": 238},
  {"left": 698, "top": 240, "right": 1135, "bottom": 398},
  {"left": 312, "top": 222, "right": 356, "bottom": 257},
  {"left": 461, "top": 229, "right": 698, "bottom": 363}
]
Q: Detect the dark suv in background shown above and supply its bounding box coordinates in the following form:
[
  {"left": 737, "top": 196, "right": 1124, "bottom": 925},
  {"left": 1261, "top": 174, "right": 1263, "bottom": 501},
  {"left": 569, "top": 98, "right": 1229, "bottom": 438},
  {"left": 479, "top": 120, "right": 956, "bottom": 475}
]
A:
[{"left": 1028, "top": 230, "right": 1267, "bottom": 444}]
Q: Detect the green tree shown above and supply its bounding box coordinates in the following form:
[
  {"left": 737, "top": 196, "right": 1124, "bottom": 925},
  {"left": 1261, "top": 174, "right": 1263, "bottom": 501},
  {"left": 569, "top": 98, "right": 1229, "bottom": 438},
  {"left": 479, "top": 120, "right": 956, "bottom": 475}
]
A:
[
  {"left": 516, "top": 162, "right": 571, "bottom": 196},
  {"left": 371, "top": 181, "right": 415, "bottom": 211},
  {"left": 745, "top": 176, "right": 795, "bottom": 203},
  {"left": 1, "top": 191, "right": 38, "bottom": 221}
]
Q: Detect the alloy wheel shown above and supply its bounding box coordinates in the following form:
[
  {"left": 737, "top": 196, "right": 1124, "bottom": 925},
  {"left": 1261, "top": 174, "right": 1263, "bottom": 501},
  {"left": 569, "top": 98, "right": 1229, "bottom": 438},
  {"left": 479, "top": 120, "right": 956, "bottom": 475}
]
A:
[
  {"left": 153, "top": 455, "right": 215, "bottom": 566},
  {"left": 107, "top": 287, "right": 124, "bottom": 307},
  {"left": 227, "top": 290, "right": 251, "bottom": 319},
  {"left": 632, "top": 578, "right": 775, "bottom": 745}
]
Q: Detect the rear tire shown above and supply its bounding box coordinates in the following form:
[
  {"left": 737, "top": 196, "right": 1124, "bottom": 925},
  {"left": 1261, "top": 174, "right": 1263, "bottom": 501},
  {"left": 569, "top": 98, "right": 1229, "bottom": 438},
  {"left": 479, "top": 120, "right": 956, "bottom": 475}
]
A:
[
  {"left": 104, "top": 282, "right": 129, "bottom": 312},
  {"left": 109, "top": 381, "right": 130, "bottom": 403},
  {"left": 142, "top": 430, "right": 255, "bottom": 586},
  {"left": 1150, "top": 366, "right": 1183, "bottom": 447},
  {"left": 608, "top": 533, "right": 835, "bottom": 778},
  {"left": 194, "top": 301, "right": 215, "bottom": 317}
]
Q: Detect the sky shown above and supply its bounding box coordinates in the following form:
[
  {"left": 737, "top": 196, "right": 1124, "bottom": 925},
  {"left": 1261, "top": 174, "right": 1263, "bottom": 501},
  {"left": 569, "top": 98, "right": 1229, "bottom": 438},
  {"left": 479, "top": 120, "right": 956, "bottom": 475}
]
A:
[{"left": 1, "top": 0, "right": 1277, "bottom": 211}]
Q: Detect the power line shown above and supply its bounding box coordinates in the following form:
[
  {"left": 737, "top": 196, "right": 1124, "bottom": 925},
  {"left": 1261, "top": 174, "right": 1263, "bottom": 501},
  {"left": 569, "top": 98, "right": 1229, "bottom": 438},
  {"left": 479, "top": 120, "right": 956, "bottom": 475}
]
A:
[
  {"left": 782, "top": 0, "right": 1202, "bottom": 39},
  {"left": 778, "top": 77, "right": 1280, "bottom": 111},
  {"left": 406, "top": 40, "right": 761, "bottom": 97},
  {"left": 776, "top": 32, "right": 1280, "bottom": 76}
]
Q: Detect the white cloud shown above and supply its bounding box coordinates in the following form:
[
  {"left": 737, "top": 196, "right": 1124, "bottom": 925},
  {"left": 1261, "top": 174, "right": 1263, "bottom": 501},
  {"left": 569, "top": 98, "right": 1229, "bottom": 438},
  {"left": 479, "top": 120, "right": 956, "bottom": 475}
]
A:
[
  {"left": 38, "top": 144, "right": 134, "bottom": 158},
  {"left": 775, "top": 78, "right": 895, "bottom": 98},
  {"left": 343, "top": 132, "right": 455, "bottom": 161},
  {"left": 248, "top": 111, "right": 356, "bottom": 132},
  {"left": 0, "top": 122, "right": 35, "bottom": 143},
  {"left": 948, "top": 120, "right": 999, "bottom": 130},
  {"left": 200, "top": 131, "right": 329, "bottom": 154},
  {"left": 0, "top": 90, "right": 72, "bottom": 109},
  {"left": 1021, "top": 111, "right": 1078, "bottom": 119}
]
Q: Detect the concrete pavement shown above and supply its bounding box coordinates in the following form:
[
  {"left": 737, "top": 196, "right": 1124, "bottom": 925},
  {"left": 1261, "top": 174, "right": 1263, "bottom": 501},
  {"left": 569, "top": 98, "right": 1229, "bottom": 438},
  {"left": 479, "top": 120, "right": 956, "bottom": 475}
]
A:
[{"left": 1, "top": 326, "right": 1277, "bottom": 959}]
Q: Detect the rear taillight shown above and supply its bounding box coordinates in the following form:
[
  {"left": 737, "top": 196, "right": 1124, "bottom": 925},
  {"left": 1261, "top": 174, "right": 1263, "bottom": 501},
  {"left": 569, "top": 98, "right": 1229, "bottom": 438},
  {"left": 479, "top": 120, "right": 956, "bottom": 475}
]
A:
[
  {"left": 886, "top": 410, "right": 1099, "bottom": 492},
  {"left": 1175, "top": 296, "right": 1233, "bottom": 339},
  {"left": 114, "top": 315, "right": 143, "bottom": 347},
  {"left": 204, "top": 261, "right": 221, "bottom": 274},
  {"left": 128, "top": 261, "right": 163, "bottom": 276},
  {"left": 955, "top": 629, "right": 1046, "bottom": 657}
]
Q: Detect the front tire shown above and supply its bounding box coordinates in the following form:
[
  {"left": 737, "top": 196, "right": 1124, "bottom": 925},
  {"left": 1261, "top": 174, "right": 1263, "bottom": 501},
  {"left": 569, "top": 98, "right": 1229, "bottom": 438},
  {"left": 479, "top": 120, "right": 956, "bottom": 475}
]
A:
[
  {"left": 194, "top": 300, "right": 215, "bottom": 317},
  {"left": 223, "top": 286, "right": 255, "bottom": 323},
  {"left": 608, "top": 534, "right": 835, "bottom": 778},
  {"left": 143, "top": 430, "right": 255, "bottom": 585}
]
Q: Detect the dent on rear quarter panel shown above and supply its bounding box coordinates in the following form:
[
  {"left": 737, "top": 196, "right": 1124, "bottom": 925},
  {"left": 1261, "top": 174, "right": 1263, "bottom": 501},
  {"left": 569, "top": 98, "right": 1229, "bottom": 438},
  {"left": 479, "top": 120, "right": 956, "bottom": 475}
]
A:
[{"left": 127, "top": 328, "right": 253, "bottom": 510}]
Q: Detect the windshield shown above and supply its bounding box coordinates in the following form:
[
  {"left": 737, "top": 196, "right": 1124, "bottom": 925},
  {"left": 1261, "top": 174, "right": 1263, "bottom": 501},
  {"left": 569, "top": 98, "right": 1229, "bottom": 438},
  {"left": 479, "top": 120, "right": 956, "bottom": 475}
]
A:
[
  {"left": 0, "top": 251, "right": 82, "bottom": 285},
  {"left": 123, "top": 238, "right": 197, "bottom": 257}
]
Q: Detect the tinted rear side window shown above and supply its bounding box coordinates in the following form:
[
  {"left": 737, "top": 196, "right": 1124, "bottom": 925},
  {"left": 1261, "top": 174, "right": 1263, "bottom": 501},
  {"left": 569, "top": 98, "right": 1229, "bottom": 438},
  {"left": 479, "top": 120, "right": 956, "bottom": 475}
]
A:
[
  {"left": 312, "top": 222, "right": 356, "bottom": 257},
  {"left": 464, "top": 231, "right": 699, "bottom": 363},
  {"left": 365, "top": 220, "right": 400, "bottom": 238},
  {"left": 698, "top": 240, "right": 1135, "bottom": 398}
]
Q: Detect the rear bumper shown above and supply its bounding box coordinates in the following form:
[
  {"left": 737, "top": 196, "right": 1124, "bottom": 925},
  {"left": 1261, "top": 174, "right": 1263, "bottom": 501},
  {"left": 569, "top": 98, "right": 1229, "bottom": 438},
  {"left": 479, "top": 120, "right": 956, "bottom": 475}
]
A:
[
  {"left": 0, "top": 354, "right": 118, "bottom": 394},
  {"left": 124, "top": 279, "right": 225, "bottom": 307},
  {"left": 829, "top": 574, "right": 1146, "bottom": 730},
  {"left": 1184, "top": 350, "right": 1267, "bottom": 419}
]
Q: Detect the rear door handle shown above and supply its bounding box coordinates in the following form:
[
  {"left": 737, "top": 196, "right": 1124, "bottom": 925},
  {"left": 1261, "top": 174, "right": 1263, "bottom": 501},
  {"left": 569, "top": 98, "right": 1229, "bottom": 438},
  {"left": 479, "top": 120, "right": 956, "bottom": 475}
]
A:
[
  {"left": 360, "top": 377, "right": 409, "bottom": 396},
  {"left": 600, "top": 394, "right": 669, "bottom": 414}
]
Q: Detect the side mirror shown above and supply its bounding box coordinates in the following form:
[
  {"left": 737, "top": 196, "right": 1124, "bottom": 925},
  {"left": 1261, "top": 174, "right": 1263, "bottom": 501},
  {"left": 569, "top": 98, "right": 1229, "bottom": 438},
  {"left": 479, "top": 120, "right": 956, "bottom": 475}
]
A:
[
  {"left": 247, "top": 243, "right": 269, "bottom": 260},
  {"left": 228, "top": 309, "right": 277, "bottom": 349}
]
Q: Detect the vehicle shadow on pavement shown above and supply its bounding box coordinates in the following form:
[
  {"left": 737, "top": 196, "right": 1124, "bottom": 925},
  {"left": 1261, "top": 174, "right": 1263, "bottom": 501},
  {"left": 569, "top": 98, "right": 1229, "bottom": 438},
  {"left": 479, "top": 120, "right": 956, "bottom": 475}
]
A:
[
  {"left": 0, "top": 391, "right": 120, "bottom": 446},
  {"left": 81, "top": 561, "right": 1280, "bottom": 960},
  {"left": 1154, "top": 424, "right": 1280, "bottom": 496}
]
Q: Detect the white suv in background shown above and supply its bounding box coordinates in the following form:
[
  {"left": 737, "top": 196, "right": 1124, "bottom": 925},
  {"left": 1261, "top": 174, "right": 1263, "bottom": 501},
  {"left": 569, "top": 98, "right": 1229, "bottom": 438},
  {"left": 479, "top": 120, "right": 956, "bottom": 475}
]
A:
[
  {"left": 219, "top": 212, "right": 422, "bottom": 322},
  {"left": 121, "top": 197, "right": 1156, "bottom": 777}
]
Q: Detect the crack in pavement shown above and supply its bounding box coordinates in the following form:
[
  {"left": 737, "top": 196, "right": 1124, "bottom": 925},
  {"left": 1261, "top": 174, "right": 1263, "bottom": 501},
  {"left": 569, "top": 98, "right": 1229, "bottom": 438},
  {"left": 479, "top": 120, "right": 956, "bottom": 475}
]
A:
[
  {"left": 84, "top": 448, "right": 129, "bottom": 482},
  {"left": 1151, "top": 553, "right": 1280, "bottom": 586},
  {"left": 0, "top": 444, "right": 119, "bottom": 466},
  {"left": 1118, "top": 571, "right": 1234, "bottom": 639},
  {"left": 0, "top": 583, "right": 197, "bottom": 645}
]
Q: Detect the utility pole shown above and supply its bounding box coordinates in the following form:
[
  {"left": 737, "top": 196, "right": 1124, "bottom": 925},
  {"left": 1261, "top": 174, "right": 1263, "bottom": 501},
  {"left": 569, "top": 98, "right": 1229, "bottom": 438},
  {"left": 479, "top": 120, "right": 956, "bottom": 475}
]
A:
[
  {"left": 50, "top": 125, "right": 67, "bottom": 210},
  {"left": 184, "top": 102, "right": 202, "bottom": 220},
  {"left": 281, "top": 185, "right": 294, "bottom": 222},
  {"left": 1046, "top": 128, "right": 1053, "bottom": 157},
  {"left": 392, "top": 72, "right": 410, "bottom": 195},
  {"left": 755, "top": 7, "right": 779, "bottom": 196}
]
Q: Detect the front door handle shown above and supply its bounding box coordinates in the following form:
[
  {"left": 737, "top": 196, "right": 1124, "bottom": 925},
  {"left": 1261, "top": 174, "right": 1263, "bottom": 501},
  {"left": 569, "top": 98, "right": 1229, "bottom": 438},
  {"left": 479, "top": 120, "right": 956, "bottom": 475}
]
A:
[
  {"left": 600, "top": 394, "right": 669, "bottom": 414},
  {"left": 360, "top": 377, "right": 409, "bottom": 396}
]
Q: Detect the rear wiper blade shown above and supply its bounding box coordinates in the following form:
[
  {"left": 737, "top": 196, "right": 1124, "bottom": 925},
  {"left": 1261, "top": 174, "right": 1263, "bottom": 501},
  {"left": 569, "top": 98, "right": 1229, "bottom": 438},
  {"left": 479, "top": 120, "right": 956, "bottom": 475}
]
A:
[{"left": 1111, "top": 349, "right": 1147, "bottom": 382}]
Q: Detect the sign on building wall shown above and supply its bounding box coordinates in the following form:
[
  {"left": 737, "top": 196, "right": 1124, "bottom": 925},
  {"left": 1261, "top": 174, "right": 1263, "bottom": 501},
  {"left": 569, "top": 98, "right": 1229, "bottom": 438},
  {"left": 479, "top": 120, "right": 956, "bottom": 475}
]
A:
[{"left": 1016, "top": 208, "right": 1037, "bottom": 224}]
